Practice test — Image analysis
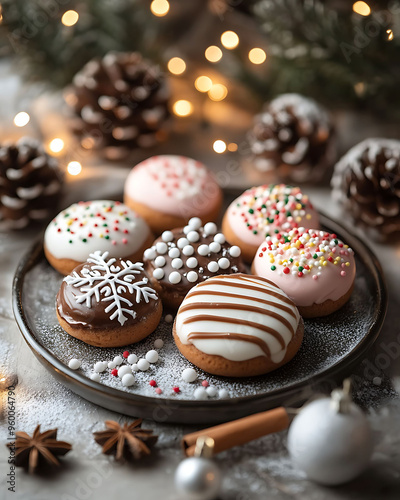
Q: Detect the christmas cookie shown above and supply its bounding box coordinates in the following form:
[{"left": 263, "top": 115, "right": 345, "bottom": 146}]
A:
[
  {"left": 222, "top": 184, "right": 320, "bottom": 262},
  {"left": 57, "top": 251, "right": 162, "bottom": 347},
  {"left": 124, "top": 155, "right": 223, "bottom": 234},
  {"left": 44, "top": 200, "right": 153, "bottom": 275},
  {"left": 251, "top": 228, "right": 356, "bottom": 317},
  {"left": 143, "top": 217, "right": 246, "bottom": 309},
  {"left": 173, "top": 273, "right": 303, "bottom": 377}
]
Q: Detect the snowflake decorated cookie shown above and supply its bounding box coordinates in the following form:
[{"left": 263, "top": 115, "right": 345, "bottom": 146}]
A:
[
  {"left": 143, "top": 217, "right": 246, "bottom": 309},
  {"left": 123, "top": 155, "right": 223, "bottom": 234},
  {"left": 44, "top": 200, "right": 153, "bottom": 275},
  {"left": 251, "top": 228, "right": 356, "bottom": 317},
  {"left": 222, "top": 184, "right": 320, "bottom": 262},
  {"left": 56, "top": 251, "right": 162, "bottom": 347}
]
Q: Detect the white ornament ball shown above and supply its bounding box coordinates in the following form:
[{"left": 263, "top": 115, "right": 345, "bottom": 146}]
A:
[
  {"left": 169, "top": 247, "right": 181, "bottom": 259},
  {"left": 127, "top": 353, "right": 138, "bottom": 364},
  {"left": 182, "top": 245, "right": 195, "bottom": 256},
  {"left": 287, "top": 398, "right": 373, "bottom": 486},
  {"left": 175, "top": 457, "right": 222, "bottom": 500},
  {"left": 94, "top": 361, "right": 107, "bottom": 373},
  {"left": 156, "top": 242, "right": 168, "bottom": 254},
  {"left": 206, "top": 386, "right": 217, "bottom": 397},
  {"left": 187, "top": 271, "right": 198, "bottom": 283},
  {"left": 118, "top": 365, "right": 132, "bottom": 378},
  {"left": 154, "top": 338, "right": 164, "bottom": 348},
  {"left": 146, "top": 350, "right": 159, "bottom": 363},
  {"left": 113, "top": 356, "right": 123, "bottom": 366},
  {"left": 229, "top": 246, "right": 241, "bottom": 258},
  {"left": 182, "top": 368, "right": 198, "bottom": 383},
  {"left": 90, "top": 373, "right": 101, "bottom": 383},
  {"left": 203, "top": 222, "right": 217, "bottom": 235},
  {"left": 213, "top": 233, "right": 225, "bottom": 244},
  {"left": 194, "top": 387, "right": 208, "bottom": 401},
  {"left": 153, "top": 268, "right": 164, "bottom": 280},
  {"left": 207, "top": 261, "right": 219, "bottom": 273},
  {"left": 162, "top": 230, "right": 174, "bottom": 242},
  {"left": 187, "top": 231, "right": 200, "bottom": 243},
  {"left": 137, "top": 359, "right": 150, "bottom": 371},
  {"left": 164, "top": 314, "right": 173, "bottom": 323},
  {"left": 169, "top": 271, "right": 182, "bottom": 284},
  {"left": 188, "top": 217, "right": 202, "bottom": 230}
]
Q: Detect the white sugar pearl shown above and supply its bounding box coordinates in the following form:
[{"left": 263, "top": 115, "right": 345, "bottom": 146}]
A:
[
  {"left": 94, "top": 361, "right": 107, "bottom": 373},
  {"left": 131, "top": 364, "right": 139, "bottom": 372},
  {"left": 186, "top": 271, "right": 198, "bottom": 283},
  {"left": 127, "top": 354, "right": 138, "bottom": 364},
  {"left": 229, "top": 246, "right": 241, "bottom": 257},
  {"left": 122, "top": 374, "right": 135, "bottom": 387},
  {"left": 183, "top": 225, "right": 191, "bottom": 235},
  {"left": 118, "top": 365, "right": 132, "bottom": 378},
  {"left": 182, "top": 368, "right": 197, "bottom": 383},
  {"left": 187, "top": 231, "right": 200, "bottom": 243},
  {"left": 171, "top": 258, "right": 183, "bottom": 269},
  {"left": 182, "top": 245, "right": 194, "bottom": 256},
  {"left": 156, "top": 242, "right": 168, "bottom": 254},
  {"left": 153, "top": 268, "right": 164, "bottom": 280},
  {"left": 169, "top": 247, "right": 180, "bottom": 258},
  {"left": 108, "top": 361, "right": 116, "bottom": 369},
  {"left": 218, "top": 388, "right": 229, "bottom": 399},
  {"left": 186, "top": 257, "right": 198, "bottom": 268},
  {"left": 144, "top": 247, "right": 156, "bottom": 260},
  {"left": 214, "top": 233, "right": 226, "bottom": 244},
  {"left": 154, "top": 338, "right": 164, "bottom": 348},
  {"left": 206, "top": 386, "right": 217, "bottom": 397},
  {"left": 137, "top": 359, "right": 150, "bottom": 371},
  {"left": 209, "top": 241, "right": 221, "bottom": 253},
  {"left": 90, "top": 373, "right": 101, "bottom": 382},
  {"left": 113, "top": 356, "right": 123, "bottom": 366},
  {"left": 204, "top": 222, "right": 217, "bottom": 235},
  {"left": 198, "top": 244, "right": 209, "bottom": 256},
  {"left": 188, "top": 217, "right": 202, "bottom": 230},
  {"left": 177, "top": 237, "right": 189, "bottom": 248},
  {"left": 161, "top": 230, "right": 174, "bottom": 242},
  {"left": 68, "top": 358, "right": 81, "bottom": 370},
  {"left": 169, "top": 271, "right": 182, "bottom": 284},
  {"left": 146, "top": 350, "right": 159, "bottom": 363},
  {"left": 208, "top": 261, "right": 219, "bottom": 273},
  {"left": 218, "top": 257, "right": 230, "bottom": 269},
  {"left": 165, "top": 314, "right": 173, "bottom": 323},
  {"left": 155, "top": 256, "right": 166, "bottom": 267},
  {"left": 194, "top": 387, "right": 208, "bottom": 400}
]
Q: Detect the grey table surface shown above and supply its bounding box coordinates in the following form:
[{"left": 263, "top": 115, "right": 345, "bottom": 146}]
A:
[{"left": 1, "top": 60, "right": 400, "bottom": 500}]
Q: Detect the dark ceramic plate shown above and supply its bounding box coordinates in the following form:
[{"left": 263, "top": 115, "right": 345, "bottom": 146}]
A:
[{"left": 12, "top": 208, "right": 387, "bottom": 424}]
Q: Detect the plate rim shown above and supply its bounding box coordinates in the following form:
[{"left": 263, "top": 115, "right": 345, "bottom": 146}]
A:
[{"left": 12, "top": 212, "right": 388, "bottom": 422}]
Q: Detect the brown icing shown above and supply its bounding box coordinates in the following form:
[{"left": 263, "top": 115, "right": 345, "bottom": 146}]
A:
[{"left": 188, "top": 332, "right": 272, "bottom": 357}]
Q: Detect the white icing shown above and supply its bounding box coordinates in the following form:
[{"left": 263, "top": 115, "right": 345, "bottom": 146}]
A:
[
  {"left": 45, "top": 200, "right": 150, "bottom": 261},
  {"left": 64, "top": 251, "right": 157, "bottom": 326},
  {"left": 175, "top": 275, "right": 300, "bottom": 362}
]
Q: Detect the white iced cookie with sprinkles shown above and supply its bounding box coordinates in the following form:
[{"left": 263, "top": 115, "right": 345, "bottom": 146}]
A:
[
  {"left": 173, "top": 273, "right": 303, "bottom": 377},
  {"left": 44, "top": 200, "right": 153, "bottom": 275},
  {"left": 251, "top": 228, "right": 356, "bottom": 318},
  {"left": 143, "top": 217, "right": 246, "bottom": 309},
  {"left": 222, "top": 184, "right": 320, "bottom": 262},
  {"left": 124, "top": 155, "right": 223, "bottom": 234}
]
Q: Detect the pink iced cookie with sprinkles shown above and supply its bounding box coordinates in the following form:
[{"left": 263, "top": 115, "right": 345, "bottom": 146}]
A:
[
  {"left": 44, "top": 200, "right": 153, "bottom": 275},
  {"left": 124, "top": 155, "right": 222, "bottom": 234},
  {"left": 222, "top": 184, "right": 320, "bottom": 262},
  {"left": 251, "top": 228, "right": 356, "bottom": 318}
]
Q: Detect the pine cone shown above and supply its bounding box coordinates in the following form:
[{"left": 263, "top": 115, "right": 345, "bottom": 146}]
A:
[
  {"left": 66, "top": 52, "right": 171, "bottom": 160},
  {"left": 0, "top": 137, "right": 63, "bottom": 231},
  {"left": 331, "top": 138, "right": 400, "bottom": 240},
  {"left": 248, "top": 94, "right": 335, "bottom": 183}
]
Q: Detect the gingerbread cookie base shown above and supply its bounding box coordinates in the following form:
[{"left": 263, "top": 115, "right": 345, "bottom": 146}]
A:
[
  {"left": 57, "top": 304, "right": 162, "bottom": 348},
  {"left": 297, "top": 283, "right": 355, "bottom": 318},
  {"left": 173, "top": 318, "right": 304, "bottom": 378},
  {"left": 222, "top": 216, "right": 258, "bottom": 263},
  {"left": 44, "top": 231, "right": 154, "bottom": 275},
  {"left": 124, "top": 193, "right": 223, "bottom": 236}
]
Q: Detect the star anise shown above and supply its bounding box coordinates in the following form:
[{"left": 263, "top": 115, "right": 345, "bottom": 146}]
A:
[
  {"left": 8, "top": 425, "right": 72, "bottom": 474},
  {"left": 93, "top": 419, "right": 158, "bottom": 462}
]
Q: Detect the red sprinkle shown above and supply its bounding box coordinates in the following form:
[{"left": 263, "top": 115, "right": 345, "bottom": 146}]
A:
[
  {"left": 155, "top": 388, "right": 162, "bottom": 395},
  {"left": 111, "top": 369, "right": 118, "bottom": 377},
  {"left": 202, "top": 380, "right": 209, "bottom": 388},
  {"left": 259, "top": 253, "right": 263, "bottom": 257},
  {"left": 298, "top": 272, "right": 303, "bottom": 277},
  {"left": 173, "top": 387, "right": 180, "bottom": 393},
  {"left": 149, "top": 380, "right": 157, "bottom": 387},
  {"left": 123, "top": 351, "right": 129, "bottom": 358},
  {"left": 283, "top": 267, "right": 290, "bottom": 274}
]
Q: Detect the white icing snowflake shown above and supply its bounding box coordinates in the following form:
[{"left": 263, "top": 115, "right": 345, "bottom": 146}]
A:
[{"left": 64, "top": 251, "right": 157, "bottom": 326}]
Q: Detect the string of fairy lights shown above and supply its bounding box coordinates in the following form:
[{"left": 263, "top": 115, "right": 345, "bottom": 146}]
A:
[{"left": 8, "top": 0, "right": 392, "bottom": 175}]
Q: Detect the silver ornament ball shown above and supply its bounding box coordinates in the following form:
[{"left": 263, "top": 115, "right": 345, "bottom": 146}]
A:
[
  {"left": 175, "top": 456, "right": 222, "bottom": 500},
  {"left": 288, "top": 397, "right": 373, "bottom": 486}
]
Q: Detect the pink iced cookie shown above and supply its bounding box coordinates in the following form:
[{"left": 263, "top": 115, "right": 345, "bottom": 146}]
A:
[
  {"left": 251, "top": 228, "right": 356, "bottom": 317},
  {"left": 222, "top": 184, "right": 320, "bottom": 262},
  {"left": 124, "top": 155, "right": 222, "bottom": 234}
]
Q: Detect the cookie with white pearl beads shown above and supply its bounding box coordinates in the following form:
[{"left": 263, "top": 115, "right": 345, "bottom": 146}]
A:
[{"left": 143, "top": 218, "right": 246, "bottom": 308}]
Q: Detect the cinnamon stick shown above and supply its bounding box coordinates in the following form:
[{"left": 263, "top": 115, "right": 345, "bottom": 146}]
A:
[{"left": 182, "top": 406, "right": 290, "bottom": 456}]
